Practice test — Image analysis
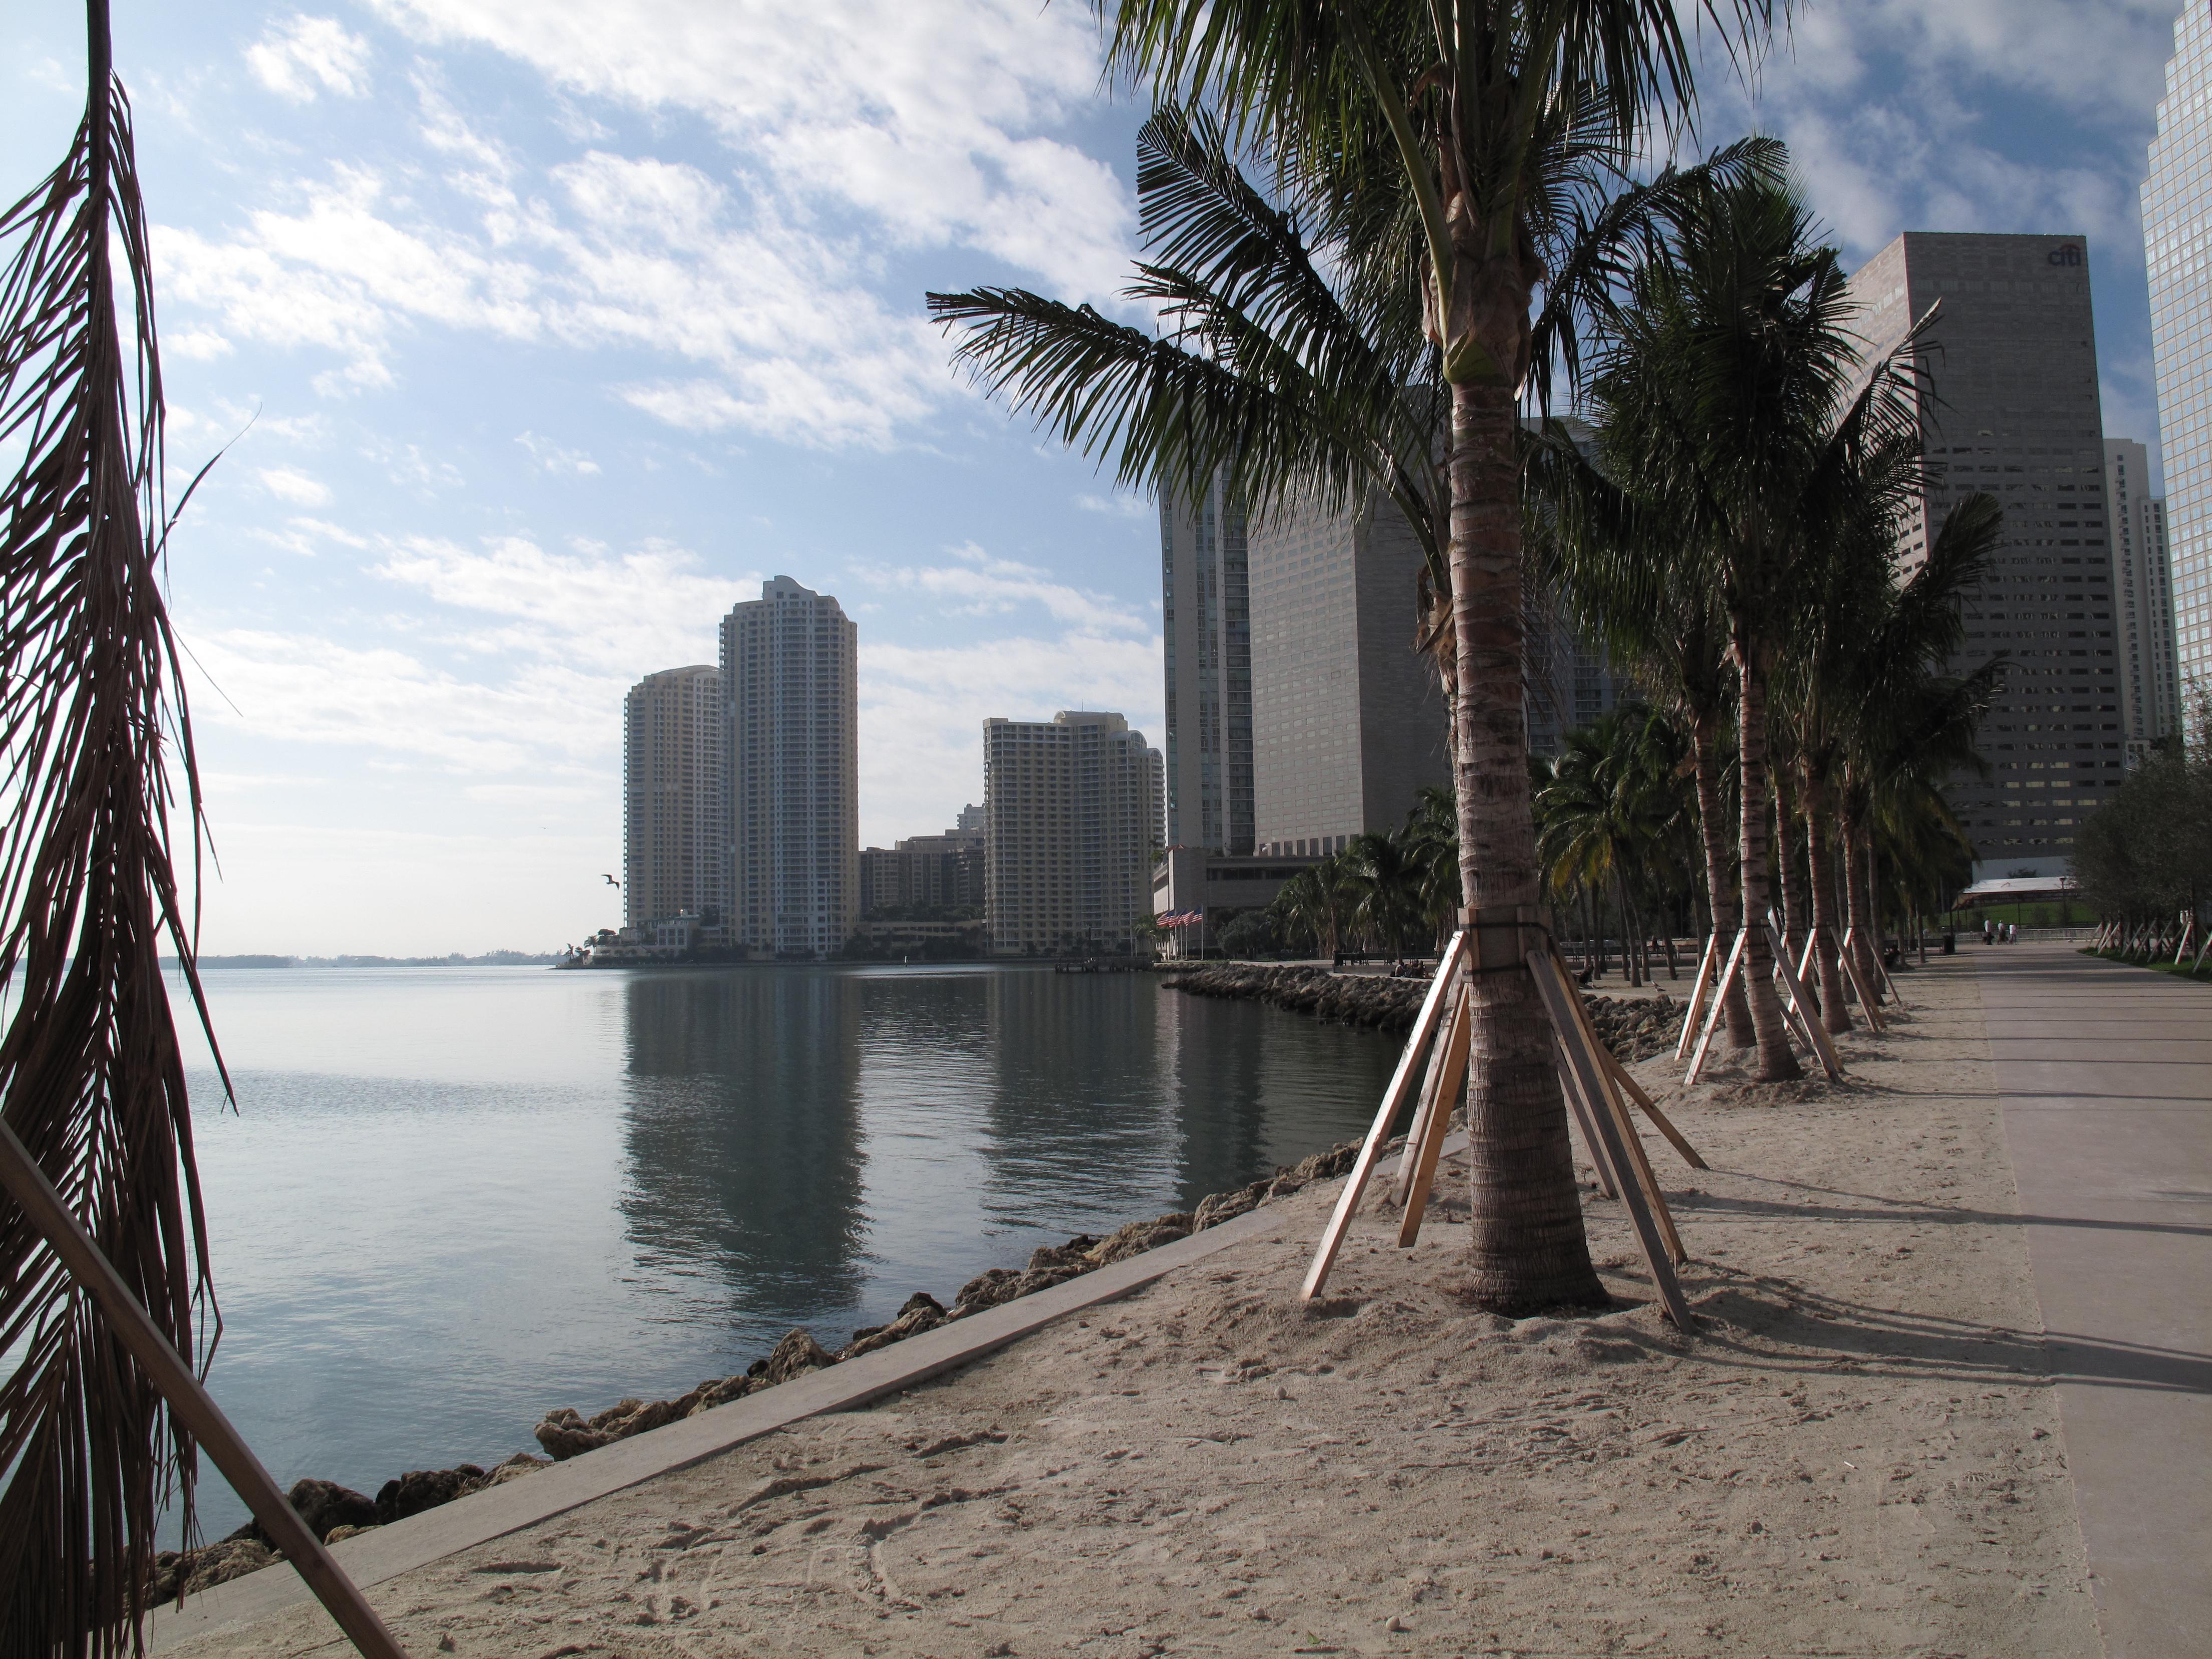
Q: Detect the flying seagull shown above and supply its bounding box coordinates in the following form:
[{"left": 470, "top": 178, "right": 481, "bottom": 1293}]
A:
[{"left": 602, "top": 873, "right": 620, "bottom": 887}]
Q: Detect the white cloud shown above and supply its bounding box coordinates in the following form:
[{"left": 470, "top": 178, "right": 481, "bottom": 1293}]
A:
[
  {"left": 1075, "top": 491, "right": 1151, "bottom": 518},
  {"left": 367, "top": 0, "right": 1134, "bottom": 300},
  {"left": 245, "top": 15, "right": 372, "bottom": 103},
  {"left": 864, "top": 543, "right": 1150, "bottom": 634},
  {"left": 515, "top": 431, "right": 600, "bottom": 475},
  {"left": 161, "top": 0, "right": 1138, "bottom": 450},
  {"left": 371, "top": 534, "right": 748, "bottom": 676},
  {"left": 257, "top": 464, "right": 331, "bottom": 505},
  {"left": 1701, "top": 2, "right": 2174, "bottom": 267}
]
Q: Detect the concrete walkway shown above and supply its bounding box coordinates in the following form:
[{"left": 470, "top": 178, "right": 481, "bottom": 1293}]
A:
[{"left": 1978, "top": 944, "right": 2212, "bottom": 1658}]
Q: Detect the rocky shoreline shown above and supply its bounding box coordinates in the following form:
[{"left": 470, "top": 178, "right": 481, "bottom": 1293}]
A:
[
  {"left": 154, "top": 1134, "right": 1375, "bottom": 1604},
  {"left": 1159, "top": 961, "right": 1683, "bottom": 1060}
]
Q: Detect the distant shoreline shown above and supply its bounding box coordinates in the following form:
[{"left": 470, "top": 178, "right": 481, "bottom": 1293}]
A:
[{"left": 161, "top": 952, "right": 564, "bottom": 970}]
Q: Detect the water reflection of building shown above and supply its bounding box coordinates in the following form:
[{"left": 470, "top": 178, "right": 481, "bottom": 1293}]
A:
[{"left": 616, "top": 972, "right": 869, "bottom": 1334}]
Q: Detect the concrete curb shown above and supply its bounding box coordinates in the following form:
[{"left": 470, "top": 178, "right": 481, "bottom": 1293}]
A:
[{"left": 148, "top": 1134, "right": 1453, "bottom": 1653}]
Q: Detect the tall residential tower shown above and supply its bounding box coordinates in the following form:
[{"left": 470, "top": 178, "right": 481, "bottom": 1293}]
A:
[
  {"left": 621, "top": 664, "right": 725, "bottom": 928},
  {"left": 721, "top": 577, "right": 859, "bottom": 958},
  {"left": 1847, "top": 232, "right": 2125, "bottom": 879},
  {"left": 982, "top": 711, "right": 1163, "bottom": 955},
  {"left": 2145, "top": 6, "right": 2212, "bottom": 697}
]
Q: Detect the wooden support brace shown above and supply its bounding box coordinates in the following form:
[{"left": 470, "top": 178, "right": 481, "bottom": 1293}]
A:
[
  {"left": 1300, "top": 932, "right": 1472, "bottom": 1301},
  {"left": 1390, "top": 985, "right": 1458, "bottom": 1209},
  {"left": 1686, "top": 931, "right": 1749, "bottom": 1085},
  {"left": 1555, "top": 1033, "right": 1619, "bottom": 1199},
  {"left": 1767, "top": 921, "right": 1844, "bottom": 1079},
  {"left": 1600, "top": 1048, "right": 1708, "bottom": 1170},
  {"left": 1832, "top": 938, "right": 1887, "bottom": 1033},
  {"left": 0, "top": 1120, "right": 410, "bottom": 1659},
  {"left": 1397, "top": 987, "right": 1471, "bottom": 1247},
  {"left": 1675, "top": 935, "right": 1720, "bottom": 1061},
  {"left": 1526, "top": 951, "right": 1694, "bottom": 1326}
]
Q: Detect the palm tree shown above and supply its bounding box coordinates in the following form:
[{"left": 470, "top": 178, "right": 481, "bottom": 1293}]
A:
[
  {"left": 1097, "top": 0, "right": 1776, "bottom": 1310},
  {"left": 1534, "top": 703, "right": 1692, "bottom": 986},
  {"left": 1528, "top": 423, "right": 1754, "bottom": 1042},
  {"left": 1269, "top": 855, "right": 1354, "bottom": 957},
  {"left": 1340, "top": 830, "right": 1425, "bottom": 953},
  {"left": 1834, "top": 494, "right": 2009, "bottom": 989},
  {"left": 1399, "top": 784, "right": 1462, "bottom": 949},
  {"left": 1585, "top": 169, "right": 1929, "bottom": 1081},
  {"left": 0, "top": 4, "right": 222, "bottom": 1642}
]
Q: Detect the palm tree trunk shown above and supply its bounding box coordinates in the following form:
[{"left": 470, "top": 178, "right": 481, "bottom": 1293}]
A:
[
  {"left": 1842, "top": 815, "right": 1882, "bottom": 996},
  {"left": 1691, "top": 715, "right": 1756, "bottom": 1048},
  {"left": 1800, "top": 765, "right": 1854, "bottom": 1034},
  {"left": 1448, "top": 373, "right": 1603, "bottom": 1310},
  {"left": 1773, "top": 769, "right": 1812, "bottom": 1013},
  {"left": 1735, "top": 648, "right": 1802, "bottom": 1081},
  {"left": 1614, "top": 872, "right": 1641, "bottom": 986}
]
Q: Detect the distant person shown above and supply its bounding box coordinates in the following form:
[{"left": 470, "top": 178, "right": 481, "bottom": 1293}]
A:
[{"left": 1982, "top": 919, "right": 1993, "bottom": 945}]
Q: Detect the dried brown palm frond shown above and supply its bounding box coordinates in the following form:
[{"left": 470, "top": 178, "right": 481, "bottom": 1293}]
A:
[{"left": 0, "top": 5, "right": 229, "bottom": 1651}]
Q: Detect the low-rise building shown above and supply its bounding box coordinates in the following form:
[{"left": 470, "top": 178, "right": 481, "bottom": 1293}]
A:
[{"left": 1151, "top": 847, "right": 1320, "bottom": 957}]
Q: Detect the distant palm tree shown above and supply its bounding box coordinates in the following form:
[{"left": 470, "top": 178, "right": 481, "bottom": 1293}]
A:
[
  {"left": 1340, "top": 831, "right": 1426, "bottom": 954},
  {"left": 1834, "top": 495, "right": 2009, "bottom": 986},
  {"left": 1399, "top": 784, "right": 1462, "bottom": 949},
  {"left": 1269, "top": 856, "right": 1354, "bottom": 958},
  {"left": 0, "top": 3, "right": 226, "bottom": 1644},
  {"left": 1528, "top": 427, "right": 1753, "bottom": 1039},
  {"left": 1585, "top": 169, "right": 1930, "bottom": 1081},
  {"left": 1535, "top": 704, "right": 1692, "bottom": 986}
]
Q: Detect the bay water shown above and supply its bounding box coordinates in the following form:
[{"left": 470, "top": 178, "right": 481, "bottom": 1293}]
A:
[{"left": 167, "top": 962, "right": 1398, "bottom": 1541}]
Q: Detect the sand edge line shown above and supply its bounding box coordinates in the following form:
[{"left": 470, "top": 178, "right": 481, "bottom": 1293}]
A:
[{"left": 147, "top": 1133, "right": 1450, "bottom": 1652}]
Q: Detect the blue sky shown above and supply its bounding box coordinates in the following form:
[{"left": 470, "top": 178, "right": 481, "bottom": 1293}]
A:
[{"left": 0, "top": 0, "right": 2188, "bottom": 953}]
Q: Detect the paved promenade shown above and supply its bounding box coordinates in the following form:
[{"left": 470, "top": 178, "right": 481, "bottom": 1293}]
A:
[{"left": 1978, "top": 944, "right": 2212, "bottom": 1658}]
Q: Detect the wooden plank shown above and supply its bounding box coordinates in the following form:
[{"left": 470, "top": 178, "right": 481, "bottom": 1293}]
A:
[
  {"left": 1526, "top": 950, "right": 1695, "bottom": 1328},
  {"left": 1797, "top": 928, "right": 1819, "bottom": 985},
  {"left": 1600, "top": 1048, "right": 1708, "bottom": 1170},
  {"left": 1767, "top": 921, "right": 1844, "bottom": 1078},
  {"left": 1546, "top": 951, "right": 1689, "bottom": 1268},
  {"left": 1555, "top": 1034, "right": 1619, "bottom": 1198},
  {"left": 1674, "top": 934, "right": 1720, "bottom": 1060},
  {"left": 1398, "top": 987, "right": 1471, "bottom": 1246},
  {"left": 1833, "top": 940, "right": 1887, "bottom": 1033},
  {"left": 1686, "top": 931, "right": 1748, "bottom": 1085},
  {"left": 0, "top": 1121, "right": 410, "bottom": 1659},
  {"left": 1390, "top": 989, "right": 1457, "bottom": 1208},
  {"left": 1300, "top": 932, "right": 1473, "bottom": 1301}
]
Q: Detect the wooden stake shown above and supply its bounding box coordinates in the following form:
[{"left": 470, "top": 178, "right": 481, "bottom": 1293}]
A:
[
  {"left": 1767, "top": 920, "right": 1843, "bottom": 1079},
  {"left": 1526, "top": 951, "right": 1694, "bottom": 1326},
  {"left": 1832, "top": 940, "right": 1887, "bottom": 1034},
  {"left": 1686, "top": 930, "right": 1748, "bottom": 1085},
  {"left": 1300, "top": 932, "right": 1472, "bottom": 1301},
  {"left": 1544, "top": 951, "right": 1689, "bottom": 1268},
  {"left": 0, "top": 1121, "right": 410, "bottom": 1659},
  {"left": 1390, "top": 988, "right": 1458, "bottom": 1209},
  {"left": 1600, "top": 1048, "right": 1708, "bottom": 1170},
  {"left": 1674, "top": 935, "right": 1720, "bottom": 1060},
  {"left": 1397, "top": 987, "right": 1471, "bottom": 1247},
  {"left": 1554, "top": 1033, "right": 1619, "bottom": 1199}
]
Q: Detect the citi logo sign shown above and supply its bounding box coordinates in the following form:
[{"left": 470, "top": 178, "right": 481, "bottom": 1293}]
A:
[{"left": 2048, "top": 245, "right": 2084, "bottom": 266}]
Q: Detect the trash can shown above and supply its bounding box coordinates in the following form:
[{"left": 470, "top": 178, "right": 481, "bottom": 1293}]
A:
[{"left": 1941, "top": 932, "right": 1956, "bottom": 955}]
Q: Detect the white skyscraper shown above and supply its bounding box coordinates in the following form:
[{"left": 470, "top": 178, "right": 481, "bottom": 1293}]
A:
[
  {"left": 720, "top": 577, "right": 859, "bottom": 959},
  {"left": 622, "top": 665, "right": 725, "bottom": 929},
  {"left": 2104, "top": 439, "right": 2184, "bottom": 761},
  {"left": 982, "top": 711, "right": 1164, "bottom": 956},
  {"left": 2145, "top": 5, "right": 2212, "bottom": 696}
]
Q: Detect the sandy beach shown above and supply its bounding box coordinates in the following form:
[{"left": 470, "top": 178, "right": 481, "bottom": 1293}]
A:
[{"left": 172, "top": 954, "right": 2102, "bottom": 1658}]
